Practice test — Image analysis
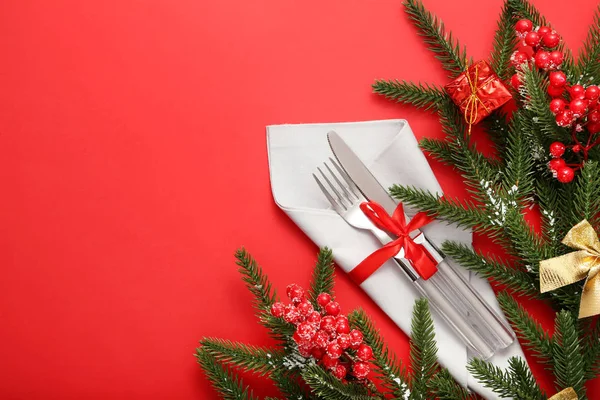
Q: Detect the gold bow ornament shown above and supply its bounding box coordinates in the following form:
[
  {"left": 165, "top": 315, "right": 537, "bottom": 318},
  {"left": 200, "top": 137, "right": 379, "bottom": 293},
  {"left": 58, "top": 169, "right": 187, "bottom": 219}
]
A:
[
  {"left": 549, "top": 387, "right": 578, "bottom": 400},
  {"left": 540, "top": 220, "right": 600, "bottom": 318}
]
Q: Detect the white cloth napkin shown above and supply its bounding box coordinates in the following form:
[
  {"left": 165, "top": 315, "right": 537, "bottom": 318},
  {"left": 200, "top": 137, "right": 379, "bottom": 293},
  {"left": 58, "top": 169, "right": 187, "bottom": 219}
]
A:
[{"left": 266, "top": 119, "right": 525, "bottom": 399}]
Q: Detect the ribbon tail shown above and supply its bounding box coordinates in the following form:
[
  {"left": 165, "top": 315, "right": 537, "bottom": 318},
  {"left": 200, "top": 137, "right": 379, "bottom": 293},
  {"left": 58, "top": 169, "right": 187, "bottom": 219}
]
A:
[
  {"left": 348, "top": 242, "right": 403, "bottom": 285},
  {"left": 579, "top": 266, "right": 600, "bottom": 318},
  {"left": 539, "top": 251, "right": 590, "bottom": 292},
  {"left": 403, "top": 239, "right": 438, "bottom": 280}
]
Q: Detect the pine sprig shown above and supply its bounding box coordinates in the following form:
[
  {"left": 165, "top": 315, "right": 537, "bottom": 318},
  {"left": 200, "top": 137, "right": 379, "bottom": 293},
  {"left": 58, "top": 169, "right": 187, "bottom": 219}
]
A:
[
  {"left": 372, "top": 80, "right": 446, "bottom": 112},
  {"left": 403, "top": 0, "right": 468, "bottom": 79},
  {"left": 236, "top": 248, "right": 295, "bottom": 342},
  {"left": 308, "top": 248, "right": 335, "bottom": 309},
  {"left": 441, "top": 241, "right": 538, "bottom": 296},
  {"left": 553, "top": 311, "right": 587, "bottom": 400},
  {"left": 570, "top": 161, "right": 600, "bottom": 229},
  {"left": 197, "top": 338, "right": 283, "bottom": 377},
  {"left": 497, "top": 292, "right": 554, "bottom": 364},
  {"left": 348, "top": 309, "right": 410, "bottom": 398},
  {"left": 467, "top": 357, "right": 545, "bottom": 400},
  {"left": 489, "top": 0, "right": 518, "bottom": 81},
  {"left": 419, "top": 137, "right": 456, "bottom": 166},
  {"left": 582, "top": 318, "right": 600, "bottom": 380},
  {"left": 301, "top": 364, "right": 377, "bottom": 400},
  {"left": 502, "top": 109, "right": 535, "bottom": 198},
  {"left": 577, "top": 5, "right": 600, "bottom": 83},
  {"left": 409, "top": 298, "right": 438, "bottom": 400},
  {"left": 428, "top": 368, "right": 474, "bottom": 400},
  {"left": 196, "top": 350, "right": 258, "bottom": 400}
]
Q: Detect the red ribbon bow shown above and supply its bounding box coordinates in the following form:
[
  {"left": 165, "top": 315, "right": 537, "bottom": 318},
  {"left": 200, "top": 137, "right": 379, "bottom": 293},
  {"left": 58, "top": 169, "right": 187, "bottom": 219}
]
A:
[{"left": 348, "top": 201, "right": 438, "bottom": 285}]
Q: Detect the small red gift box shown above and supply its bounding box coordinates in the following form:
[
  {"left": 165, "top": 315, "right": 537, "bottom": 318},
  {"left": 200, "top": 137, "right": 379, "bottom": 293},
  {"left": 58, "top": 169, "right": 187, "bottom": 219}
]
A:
[{"left": 444, "top": 60, "right": 512, "bottom": 130}]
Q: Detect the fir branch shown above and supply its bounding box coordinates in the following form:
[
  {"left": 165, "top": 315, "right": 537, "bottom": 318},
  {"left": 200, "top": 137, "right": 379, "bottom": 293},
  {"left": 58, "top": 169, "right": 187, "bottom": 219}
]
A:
[
  {"left": 497, "top": 292, "right": 553, "bottom": 363},
  {"left": 420, "top": 137, "right": 456, "bottom": 166},
  {"left": 441, "top": 241, "right": 538, "bottom": 297},
  {"left": 196, "top": 349, "right": 258, "bottom": 400},
  {"left": 308, "top": 248, "right": 335, "bottom": 309},
  {"left": 502, "top": 110, "right": 535, "bottom": 198},
  {"left": 271, "top": 369, "right": 315, "bottom": 400},
  {"left": 197, "top": 338, "right": 283, "bottom": 377},
  {"left": 537, "top": 179, "right": 567, "bottom": 251},
  {"left": 582, "top": 318, "right": 600, "bottom": 380},
  {"left": 489, "top": 0, "right": 518, "bottom": 82},
  {"left": 301, "top": 364, "right": 377, "bottom": 400},
  {"left": 348, "top": 309, "right": 410, "bottom": 398},
  {"left": 389, "top": 185, "right": 500, "bottom": 236},
  {"left": 577, "top": 6, "right": 600, "bottom": 83},
  {"left": 502, "top": 208, "right": 550, "bottom": 274},
  {"left": 372, "top": 80, "right": 446, "bottom": 111},
  {"left": 507, "top": 357, "right": 546, "bottom": 399},
  {"left": 467, "top": 357, "right": 545, "bottom": 400},
  {"left": 403, "top": 0, "right": 468, "bottom": 79},
  {"left": 553, "top": 311, "right": 587, "bottom": 400},
  {"left": 409, "top": 298, "right": 438, "bottom": 400},
  {"left": 236, "top": 248, "right": 295, "bottom": 342},
  {"left": 428, "top": 368, "right": 473, "bottom": 400},
  {"left": 482, "top": 112, "right": 510, "bottom": 153},
  {"left": 570, "top": 161, "right": 600, "bottom": 229}
]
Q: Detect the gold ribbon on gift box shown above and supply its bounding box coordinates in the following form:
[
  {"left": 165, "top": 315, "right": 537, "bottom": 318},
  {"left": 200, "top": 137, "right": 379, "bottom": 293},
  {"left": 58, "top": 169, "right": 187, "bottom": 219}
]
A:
[
  {"left": 549, "top": 387, "right": 578, "bottom": 400},
  {"left": 540, "top": 220, "right": 600, "bottom": 319}
]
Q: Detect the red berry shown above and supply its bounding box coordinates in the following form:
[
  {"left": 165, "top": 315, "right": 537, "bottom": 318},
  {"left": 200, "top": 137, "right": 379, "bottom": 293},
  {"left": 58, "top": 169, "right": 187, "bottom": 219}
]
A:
[
  {"left": 524, "top": 31, "right": 540, "bottom": 47},
  {"left": 314, "top": 330, "right": 329, "bottom": 348},
  {"left": 317, "top": 293, "right": 332, "bottom": 308},
  {"left": 297, "top": 301, "right": 314, "bottom": 317},
  {"left": 590, "top": 110, "right": 600, "bottom": 123},
  {"left": 557, "top": 166, "right": 575, "bottom": 183},
  {"left": 511, "top": 73, "right": 522, "bottom": 90},
  {"left": 284, "top": 304, "right": 301, "bottom": 324},
  {"left": 306, "top": 311, "right": 321, "bottom": 324},
  {"left": 586, "top": 86, "right": 600, "bottom": 101},
  {"left": 321, "top": 354, "right": 338, "bottom": 369},
  {"left": 515, "top": 19, "right": 533, "bottom": 34},
  {"left": 325, "top": 301, "right": 341, "bottom": 316},
  {"left": 286, "top": 284, "right": 305, "bottom": 304},
  {"left": 336, "top": 321, "right": 350, "bottom": 334},
  {"left": 549, "top": 158, "right": 566, "bottom": 171},
  {"left": 589, "top": 122, "right": 600, "bottom": 133},
  {"left": 549, "top": 51, "right": 564, "bottom": 68},
  {"left": 570, "top": 85, "right": 586, "bottom": 99},
  {"left": 549, "top": 71, "right": 567, "bottom": 87},
  {"left": 534, "top": 50, "right": 551, "bottom": 69},
  {"left": 270, "top": 302, "right": 285, "bottom": 318},
  {"left": 332, "top": 364, "right": 347, "bottom": 380},
  {"left": 320, "top": 315, "right": 336, "bottom": 333},
  {"left": 298, "top": 344, "right": 312, "bottom": 358},
  {"left": 296, "top": 321, "right": 318, "bottom": 340},
  {"left": 311, "top": 347, "right": 325, "bottom": 360},
  {"left": 327, "top": 342, "right": 343, "bottom": 359},
  {"left": 352, "top": 361, "right": 371, "bottom": 379},
  {"left": 570, "top": 98, "right": 588, "bottom": 117},
  {"left": 548, "top": 85, "right": 565, "bottom": 98},
  {"left": 572, "top": 144, "right": 582, "bottom": 153},
  {"left": 555, "top": 110, "right": 574, "bottom": 127},
  {"left": 510, "top": 50, "right": 529, "bottom": 69},
  {"left": 549, "top": 142, "right": 566, "bottom": 158},
  {"left": 549, "top": 98, "right": 566, "bottom": 114},
  {"left": 537, "top": 26, "right": 552, "bottom": 37},
  {"left": 356, "top": 344, "right": 374, "bottom": 361},
  {"left": 542, "top": 32, "right": 560, "bottom": 48},
  {"left": 337, "top": 333, "right": 351, "bottom": 349},
  {"left": 349, "top": 329, "right": 364, "bottom": 347}
]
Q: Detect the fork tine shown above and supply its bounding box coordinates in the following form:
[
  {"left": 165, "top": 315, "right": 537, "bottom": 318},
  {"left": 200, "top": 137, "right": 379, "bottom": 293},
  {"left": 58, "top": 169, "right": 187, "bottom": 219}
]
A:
[
  {"left": 323, "top": 162, "right": 353, "bottom": 204},
  {"left": 318, "top": 166, "right": 348, "bottom": 210},
  {"left": 313, "top": 172, "right": 346, "bottom": 211},
  {"left": 329, "top": 157, "right": 360, "bottom": 199}
]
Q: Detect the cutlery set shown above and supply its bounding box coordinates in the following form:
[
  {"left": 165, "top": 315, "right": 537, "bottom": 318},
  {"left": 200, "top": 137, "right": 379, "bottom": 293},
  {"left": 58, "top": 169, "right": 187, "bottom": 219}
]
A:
[{"left": 314, "top": 131, "right": 515, "bottom": 360}]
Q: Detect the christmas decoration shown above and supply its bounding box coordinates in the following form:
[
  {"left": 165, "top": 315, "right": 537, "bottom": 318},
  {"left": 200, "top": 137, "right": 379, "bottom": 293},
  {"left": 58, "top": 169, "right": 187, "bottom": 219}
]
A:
[
  {"left": 371, "top": 0, "right": 600, "bottom": 398},
  {"left": 549, "top": 388, "right": 578, "bottom": 400},
  {"left": 540, "top": 220, "right": 600, "bottom": 318},
  {"left": 445, "top": 60, "right": 512, "bottom": 134}
]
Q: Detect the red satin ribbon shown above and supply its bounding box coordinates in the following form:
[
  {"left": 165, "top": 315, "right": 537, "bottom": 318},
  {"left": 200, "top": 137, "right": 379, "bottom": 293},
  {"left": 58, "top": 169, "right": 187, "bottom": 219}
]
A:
[{"left": 348, "top": 201, "right": 438, "bottom": 284}]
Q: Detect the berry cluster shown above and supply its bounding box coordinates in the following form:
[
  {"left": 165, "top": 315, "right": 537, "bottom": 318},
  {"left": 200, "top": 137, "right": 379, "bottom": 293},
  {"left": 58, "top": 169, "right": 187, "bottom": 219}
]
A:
[
  {"left": 270, "top": 284, "right": 373, "bottom": 380},
  {"left": 512, "top": 19, "right": 600, "bottom": 183},
  {"left": 510, "top": 19, "right": 564, "bottom": 90}
]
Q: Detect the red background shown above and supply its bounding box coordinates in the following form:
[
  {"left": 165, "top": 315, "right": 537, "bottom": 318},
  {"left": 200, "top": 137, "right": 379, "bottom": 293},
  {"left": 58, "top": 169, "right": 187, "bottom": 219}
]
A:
[{"left": 1, "top": 0, "right": 598, "bottom": 398}]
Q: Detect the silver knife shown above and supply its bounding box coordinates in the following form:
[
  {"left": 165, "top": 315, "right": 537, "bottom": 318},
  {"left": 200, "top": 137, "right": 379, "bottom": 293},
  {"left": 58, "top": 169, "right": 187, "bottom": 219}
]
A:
[{"left": 327, "top": 130, "right": 515, "bottom": 358}]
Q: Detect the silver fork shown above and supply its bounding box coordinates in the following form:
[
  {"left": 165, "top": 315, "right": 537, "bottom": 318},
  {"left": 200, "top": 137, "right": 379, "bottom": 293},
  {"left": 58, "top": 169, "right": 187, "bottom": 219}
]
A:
[{"left": 313, "top": 157, "right": 514, "bottom": 360}]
